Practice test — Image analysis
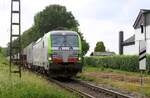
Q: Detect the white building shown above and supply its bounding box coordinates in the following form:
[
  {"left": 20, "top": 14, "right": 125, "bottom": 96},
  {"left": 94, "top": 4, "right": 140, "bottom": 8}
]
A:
[{"left": 120, "top": 9, "right": 150, "bottom": 55}]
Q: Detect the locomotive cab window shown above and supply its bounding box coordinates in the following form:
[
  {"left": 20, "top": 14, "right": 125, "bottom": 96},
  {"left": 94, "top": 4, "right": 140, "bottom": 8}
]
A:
[
  {"left": 51, "top": 35, "right": 65, "bottom": 47},
  {"left": 51, "top": 34, "right": 79, "bottom": 47},
  {"left": 66, "top": 35, "right": 78, "bottom": 47}
]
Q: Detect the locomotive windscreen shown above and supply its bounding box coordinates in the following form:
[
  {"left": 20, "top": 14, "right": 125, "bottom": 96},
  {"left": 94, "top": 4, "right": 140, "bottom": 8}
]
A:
[{"left": 51, "top": 35, "right": 79, "bottom": 47}]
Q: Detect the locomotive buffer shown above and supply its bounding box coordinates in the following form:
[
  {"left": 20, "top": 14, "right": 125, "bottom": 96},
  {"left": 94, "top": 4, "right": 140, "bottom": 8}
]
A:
[{"left": 10, "top": 0, "right": 22, "bottom": 77}]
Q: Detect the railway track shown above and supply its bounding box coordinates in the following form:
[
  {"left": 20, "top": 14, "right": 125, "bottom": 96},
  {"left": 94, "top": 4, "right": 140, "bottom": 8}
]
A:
[
  {"left": 26, "top": 68, "right": 135, "bottom": 98},
  {"left": 48, "top": 78, "right": 134, "bottom": 98},
  {"left": 49, "top": 78, "right": 94, "bottom": 98}
]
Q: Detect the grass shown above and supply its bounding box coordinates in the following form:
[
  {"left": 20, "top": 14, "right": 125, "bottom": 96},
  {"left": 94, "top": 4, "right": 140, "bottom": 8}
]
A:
[
  {"left": 0, "top": 53, "right": 78, "bottom": 98},
  {"left": 77, "top": 66, "right": 150, "bottom": 97},
  {"left": 82, "top": 65, "right": 150, "bottom": 77}
]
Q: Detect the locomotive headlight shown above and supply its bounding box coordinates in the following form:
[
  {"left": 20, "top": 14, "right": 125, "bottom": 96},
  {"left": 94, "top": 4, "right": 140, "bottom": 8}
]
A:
[
  {"left": 48, "top": 57, "right": 52, "bottom": 61},
  {"left": 78, "top": 57, "right": 81, "bottom": 60}
]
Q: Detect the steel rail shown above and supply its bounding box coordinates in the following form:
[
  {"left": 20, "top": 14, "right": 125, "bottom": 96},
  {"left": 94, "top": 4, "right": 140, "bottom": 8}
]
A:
[
  {"left": 76, "top": 80, "right": 134, "bottom": 98},
  {"left": 48, "top": 78, "right": 95, "bottom": 98}
]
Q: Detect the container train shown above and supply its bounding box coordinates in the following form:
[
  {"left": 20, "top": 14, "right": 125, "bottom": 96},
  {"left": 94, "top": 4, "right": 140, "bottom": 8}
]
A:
[{"left": 23, "top": 30, "right": 83, "bottom": 78}]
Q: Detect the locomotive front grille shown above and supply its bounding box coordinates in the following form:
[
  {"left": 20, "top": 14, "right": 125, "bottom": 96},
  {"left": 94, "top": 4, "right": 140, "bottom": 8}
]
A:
[{"left": 52, "top": 50, "right": 79, "bottom": 63}]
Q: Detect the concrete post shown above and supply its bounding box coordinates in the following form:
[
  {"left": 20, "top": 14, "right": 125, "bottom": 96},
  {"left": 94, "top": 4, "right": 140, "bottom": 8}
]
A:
[{"left": 119, "top": 31, "right": 124, "bottom": 55}]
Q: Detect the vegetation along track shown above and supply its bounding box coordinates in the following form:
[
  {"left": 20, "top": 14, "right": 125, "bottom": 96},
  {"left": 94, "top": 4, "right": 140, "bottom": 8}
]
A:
[{"left": 48, "top": 78, "right": 134, "bottom": 98}]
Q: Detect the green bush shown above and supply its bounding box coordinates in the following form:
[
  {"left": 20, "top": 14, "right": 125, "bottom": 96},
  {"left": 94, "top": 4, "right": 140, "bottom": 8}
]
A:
[{"left": 84, "top": 55, "right": 150, "bottom": 72}]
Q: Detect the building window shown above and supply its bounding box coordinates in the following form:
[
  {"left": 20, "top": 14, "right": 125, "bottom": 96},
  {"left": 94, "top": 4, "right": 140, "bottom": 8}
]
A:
[{"left": 141, "top": 24, "right": 144, "bottom": 33}]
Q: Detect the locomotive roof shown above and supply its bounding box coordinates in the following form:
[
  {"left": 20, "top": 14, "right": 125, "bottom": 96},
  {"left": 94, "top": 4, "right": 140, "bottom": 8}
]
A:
[{"left": 49, "top": 30, "right": 78, "bottom": 35}]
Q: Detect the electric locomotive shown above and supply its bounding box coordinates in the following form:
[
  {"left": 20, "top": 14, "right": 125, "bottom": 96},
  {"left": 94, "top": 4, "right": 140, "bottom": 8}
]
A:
[{"left": 24, "top": 30, "right": 83, "bottom": 78}]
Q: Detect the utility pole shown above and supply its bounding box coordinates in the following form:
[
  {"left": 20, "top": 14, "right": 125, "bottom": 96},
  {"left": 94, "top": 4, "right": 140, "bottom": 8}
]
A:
[{"left": 10, "top": 0, "right": 22, "bottom": 78}]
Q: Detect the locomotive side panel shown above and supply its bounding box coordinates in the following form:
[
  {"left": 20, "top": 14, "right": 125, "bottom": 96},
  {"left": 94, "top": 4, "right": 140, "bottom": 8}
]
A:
[
  {"left": 42, "top": 35, "right": 49, "bottom": 70},
  {"left": 33, "top": 38, "right": 43, "bottom": 67},
  {"left": 32, "top": 35, "right": 49, "bottom": 69}
]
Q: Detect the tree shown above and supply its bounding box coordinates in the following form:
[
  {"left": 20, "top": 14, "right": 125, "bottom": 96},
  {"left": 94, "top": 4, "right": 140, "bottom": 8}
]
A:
[
  {"left": 0, "top": 47, "right": 7, "bottom": 56},
  {"left": 82, "top": 39, "right": 89, "bottom": 55},
  {"left": 94, "top": 41, "right": 106, "bottom": 52},
  {"left": 34, "top": 5, "right": 79, "bottom": 35}
]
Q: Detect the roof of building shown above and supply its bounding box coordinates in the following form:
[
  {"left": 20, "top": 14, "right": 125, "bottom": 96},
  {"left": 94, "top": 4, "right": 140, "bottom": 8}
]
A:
[
  {"left": 123, "top": 35, "right": 135, "bottom": 46},
  {"left": 133, "top": 9, "right": 150, "bottom": 28}
]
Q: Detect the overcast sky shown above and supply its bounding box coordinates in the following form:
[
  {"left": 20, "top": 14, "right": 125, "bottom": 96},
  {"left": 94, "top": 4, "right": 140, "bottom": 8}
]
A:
[{"left": 0, "top": 0, "right": 150, "bottom": 55}]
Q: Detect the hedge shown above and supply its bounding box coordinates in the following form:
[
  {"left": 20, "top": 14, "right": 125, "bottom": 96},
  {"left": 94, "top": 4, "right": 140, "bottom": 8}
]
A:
[{"left": 84, "top": 55, "right": 150, "bottom": 72}]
